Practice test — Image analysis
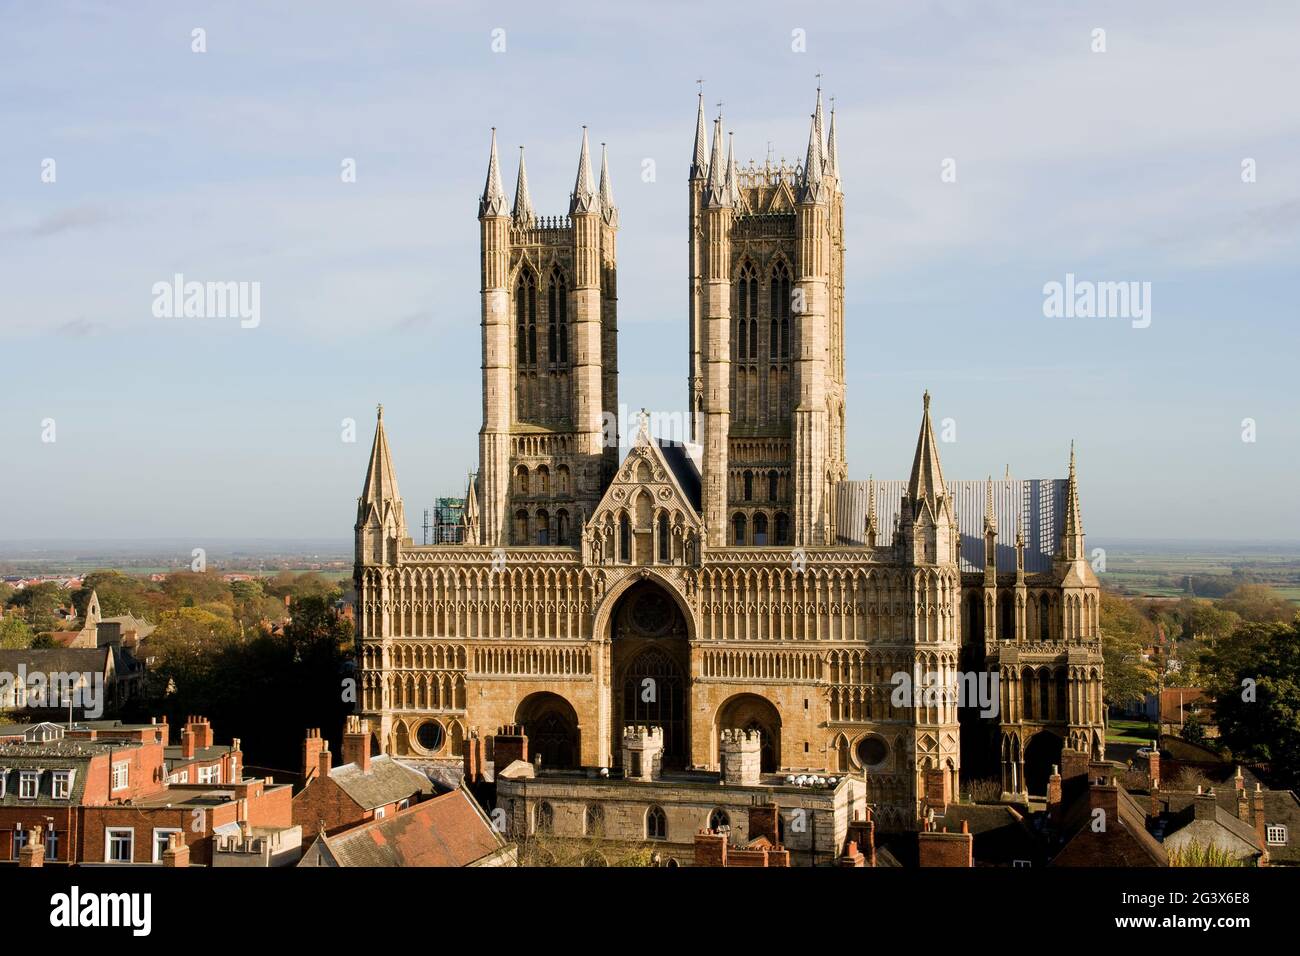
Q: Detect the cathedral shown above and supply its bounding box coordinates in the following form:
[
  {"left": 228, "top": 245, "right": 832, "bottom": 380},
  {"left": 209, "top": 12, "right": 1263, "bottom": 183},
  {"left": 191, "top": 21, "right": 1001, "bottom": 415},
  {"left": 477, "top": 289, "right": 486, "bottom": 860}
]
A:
[{"left": 352, "top": 90, "right": 1105, "bottom": 830}]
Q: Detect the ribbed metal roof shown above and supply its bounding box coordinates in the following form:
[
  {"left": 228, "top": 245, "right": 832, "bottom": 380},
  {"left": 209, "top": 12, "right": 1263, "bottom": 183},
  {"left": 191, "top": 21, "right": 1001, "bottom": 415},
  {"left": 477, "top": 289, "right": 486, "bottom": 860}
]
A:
[{"left": 835, "top": 478, "right": 1067, "bottom": 573}]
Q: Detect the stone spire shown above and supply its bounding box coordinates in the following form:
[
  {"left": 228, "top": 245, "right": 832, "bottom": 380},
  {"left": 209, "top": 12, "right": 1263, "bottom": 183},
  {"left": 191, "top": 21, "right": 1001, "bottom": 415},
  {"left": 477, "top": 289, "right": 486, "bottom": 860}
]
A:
[
  {"left": 799, "top": 88, "right": 826, "bottom": 201},
  {"left": 906, "top": 391, "right": 947, "bottom": 506},
  {"left": 360, "top": 404, "right": 402, "bottom": 511},
  {"left": 705, "top": 114, "right": 731, "bottom": 207},
  {"left": 599, "top": 142, "right": 618, "bottom": 227},
  {"left": 462, "top": 471, "right": 480, "bottom": 545},
  {"left": 479, "top": 128, "right": 508, "bottom": 219},
  {"left": 726, "top": 131, "right": 739, "bottom": 206},
  {"left": 1059, "top": 441, "right": 1085, "bottom": 560},
  {"left": 691, "top": 91, "right": 710, "bottom": 180},
  {"left": 512, "top": 146, "right": 533, "bottom": 224},
  {"left": 825, "top": 101, "right": 840, "bottom": 190},
  {"left": 570, "top": 127, "right": 598, "bottom": 215},
  {"left": 984, "top": 476, "right": 998, "bottom": 535}
]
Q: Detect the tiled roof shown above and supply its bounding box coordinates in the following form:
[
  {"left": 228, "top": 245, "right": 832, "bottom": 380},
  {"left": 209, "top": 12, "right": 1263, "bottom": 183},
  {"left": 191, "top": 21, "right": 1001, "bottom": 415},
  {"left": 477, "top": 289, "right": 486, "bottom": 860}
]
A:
[
  {"left": 0, "top": 647, "right": 111, "bottom": 675},
  {"left": 319, "top": 788, "right": 506, "bottom": 867},
  {"left": 836, "top": 478, "right": 1067, "bottom": 573},
  {"left": 328, "top": 755, "right": 433, "bottom": 811}
]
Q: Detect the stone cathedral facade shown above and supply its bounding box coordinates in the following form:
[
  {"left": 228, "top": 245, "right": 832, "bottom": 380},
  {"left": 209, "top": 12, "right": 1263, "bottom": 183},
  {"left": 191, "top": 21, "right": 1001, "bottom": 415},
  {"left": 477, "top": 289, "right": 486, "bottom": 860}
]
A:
[{"left": 352, "top": 92, "right": 1106, "bottom": 829}]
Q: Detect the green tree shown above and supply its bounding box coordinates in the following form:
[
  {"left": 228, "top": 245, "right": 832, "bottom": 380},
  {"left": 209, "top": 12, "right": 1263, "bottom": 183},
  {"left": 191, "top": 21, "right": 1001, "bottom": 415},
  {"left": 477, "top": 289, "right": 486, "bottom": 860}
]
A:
[
  {"left": 1100, "top": 592, "right": 1159, "bottom": 710},
  {"left": 0, "top": 614, "right": 34, "bottom": 649},
  {"left": 1207, "top": 619, "right": 1300, "bottom": 791},
  {"left": 7, "top": 582, "right": 65, "bottom": 633},
  {"left": 1218, "top": 584, "right": 1295, "bottom": 625}
]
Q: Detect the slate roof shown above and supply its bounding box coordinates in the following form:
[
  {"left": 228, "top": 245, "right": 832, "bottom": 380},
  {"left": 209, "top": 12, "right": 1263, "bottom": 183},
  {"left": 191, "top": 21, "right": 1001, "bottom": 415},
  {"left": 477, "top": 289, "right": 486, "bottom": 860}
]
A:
[
  {"left": 836, "top": 478, "right": 1068, "bottom": 573},
  {"left": 314, "top": 787, "right": 506, "bottom": 867},
  {"left": 0, "top": 647, "right": 111, "bottom": 675},
  {"left": 933, "top": 804, "right": 1040, "bottom": 866},
  {"left": 1055, "top": 784, "right": 1168, "bottom": 866},
  {"left": 656, "top": 440, "right": 702, "bottom": 511},
  {"left": 329, "top": 755, "right": 433, "bottom": 811}
]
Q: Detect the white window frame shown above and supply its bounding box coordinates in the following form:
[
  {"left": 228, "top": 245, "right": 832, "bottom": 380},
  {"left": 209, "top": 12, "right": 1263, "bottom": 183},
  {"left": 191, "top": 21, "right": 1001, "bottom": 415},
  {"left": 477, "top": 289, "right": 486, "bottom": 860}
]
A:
[
  {"left": 198, "top": 765, "right": 218, "bottom": 784},
  {"left": 0, "top": 772, "right": 6, "bottom": 799},
  {"left": 51, "top": 769, "right": 74, "bottom": 800},
  {"left": 1012, "top": 859, "right": 1032, "bottom": 868},
  {"left": 105, "top": 827, "right": 134, "bottom": 864},
  {"left": 45, "top": 828, "right": 58, "bottom": 861},
  {"left": 374, "top": 806, "right": 386, "bottom": 820},
  {"left": 18, "top": 770, "right": 39, "bottom": 799},
  {"left": 151, "top": 828, "right": 184, "bottom": 863},
  {"left": 1266, "top": 825, "right": 1287, "bottom": 846},
  {"left": 111, "top": 761, "right": 129, "bottom": 792}
]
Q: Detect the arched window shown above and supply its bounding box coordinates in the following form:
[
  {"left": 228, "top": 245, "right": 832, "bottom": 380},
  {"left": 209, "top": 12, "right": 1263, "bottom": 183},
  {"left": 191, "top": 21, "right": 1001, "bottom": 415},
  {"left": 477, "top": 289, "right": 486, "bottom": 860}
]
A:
[
  {"left": 557, "top": 509, "right": 570, "bottom": 546},
  {"left": 646, "top": 806, "right": 667, "bottom": 841},
  {"left": 535, "top": 509, "right": 550, "bottom": 545},
  {"left": 768, "top": 470, "right": 779, "bottom": 501},
  {"left": 515, "top": 465, "right": 529, "bottom": 494},
  {"left": 1001, "top": 597, "right": 1014, "bottom": 641},
  {"left": 658, "top": 513, "right": 670, "bottom": 562},
  {"left": 1038, "top": 668, "right": 1051, "bottom": 720},
  {"left": 534, "top": 465, "right": 549, "bottom": 496},
  {"left": 775, "top": 512, "right": 790, "bottom": 546},
  {"left": 584, "top": 805, "right": 604, "bottom": 837},
  {"left": 732, "top": 513, "right": 747, "bottom": 546},
  {"left": 556, "top": 464, "right": 570, "bottom": 494},
  {"left": 619, "top": 513, "right": 631, "bottom": 563},
  {"left": 1039, "top": 600, "right": 1051, "bottom": 641},
  {"left": 771, "top": 262, "right": 791, "bottom": 357},
  {"left": 753, "top": 513, "right": 769, "bottom": 546},
  {"left": 1055, "top": 670, "right": 1068, "bottom": 723},
  {"left": 516, "top": 271, "right": 537, "bottom": 366},
  {"left": 535, "top": 801, "right": 554, "bottom": 834},
  {"left": 743, "top": 470, "right": 753, "bottom": 501},
  {"left": 737, "top": 320, "right": 747, "bottom": 360},
  {"left": 708, "top": 808, "right": 730, "bottom": 831},
  {"left": 1022, "top": 667, "right": 1035, "bottom": 718},
  {"left": 550, "top": 266, "right": 569, "bottom": 364},
  {"left": 514, "top": 510, "right": 529, "bottom": 544}
]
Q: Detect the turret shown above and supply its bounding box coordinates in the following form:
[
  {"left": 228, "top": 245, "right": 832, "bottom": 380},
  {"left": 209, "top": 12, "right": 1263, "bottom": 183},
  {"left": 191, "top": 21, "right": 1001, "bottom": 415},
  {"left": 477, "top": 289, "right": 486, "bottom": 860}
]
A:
[
  {"left": 477, "top": 129, "right": 513, "bottom": 546},
  {"left": 512, "top": 146, "right": 533, "bottom": 225},
  {"left": 897, "top": 392, "right": 957, "bottom": 566},
  {"left": 699, "top": 113, "right": 734, "bottom": 546},
  {"left": 569, "top": 127, "right": 607, "bottom": 464}
]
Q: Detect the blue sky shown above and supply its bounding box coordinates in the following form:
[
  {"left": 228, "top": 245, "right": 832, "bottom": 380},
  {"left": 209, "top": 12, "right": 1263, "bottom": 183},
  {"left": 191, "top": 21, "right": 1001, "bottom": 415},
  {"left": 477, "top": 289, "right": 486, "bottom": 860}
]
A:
[{"left": 2, "top": 0, "right": 1298, "bottom": 543}]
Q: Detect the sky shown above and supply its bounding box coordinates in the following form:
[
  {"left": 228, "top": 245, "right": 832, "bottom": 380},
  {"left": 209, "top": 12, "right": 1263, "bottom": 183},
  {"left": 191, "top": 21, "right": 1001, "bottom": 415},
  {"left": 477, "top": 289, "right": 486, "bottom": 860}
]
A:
[{"left": 2, "top": 0, "right": 1298, "bottom": 545}]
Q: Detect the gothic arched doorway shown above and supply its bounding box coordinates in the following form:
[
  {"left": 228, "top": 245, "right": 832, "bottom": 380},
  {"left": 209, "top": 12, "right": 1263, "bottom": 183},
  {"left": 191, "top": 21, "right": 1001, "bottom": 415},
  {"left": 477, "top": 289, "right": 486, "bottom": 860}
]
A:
[
  {"left": 1023, "top": 730, "right": 1063, "bottom": 796},
  {"left": 516, "top": 692, "right": 580, "bottom": 769},
  {"left": 609, "top": 581, "right": 690, "bottom": 768},
  {"left": 715, "top": 693, "right": 782, "bottom": 772}
]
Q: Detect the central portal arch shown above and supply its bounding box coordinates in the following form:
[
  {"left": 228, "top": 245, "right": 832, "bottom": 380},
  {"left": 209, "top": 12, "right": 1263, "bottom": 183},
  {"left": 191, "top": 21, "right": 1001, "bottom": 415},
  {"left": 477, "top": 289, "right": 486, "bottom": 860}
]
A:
[
  {"left": 608, "top": 580, "right": 691, "bottom": 768},
  {"left": 516, "top": 692, "right": 580, "bottom": 770}
]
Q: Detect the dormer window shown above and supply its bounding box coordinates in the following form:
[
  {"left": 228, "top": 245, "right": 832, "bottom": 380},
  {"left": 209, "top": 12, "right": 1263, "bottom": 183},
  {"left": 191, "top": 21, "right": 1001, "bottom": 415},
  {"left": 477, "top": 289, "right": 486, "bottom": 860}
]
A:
[{"left": 19, "top": 770, "right": 39, "bottom": 799}]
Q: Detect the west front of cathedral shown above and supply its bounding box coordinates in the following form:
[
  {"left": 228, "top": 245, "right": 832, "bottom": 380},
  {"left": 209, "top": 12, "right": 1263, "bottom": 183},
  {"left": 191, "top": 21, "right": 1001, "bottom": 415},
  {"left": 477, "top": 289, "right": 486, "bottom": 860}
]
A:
[{"left": 352, "top": 91, "right": 1105, "bottom": 830}]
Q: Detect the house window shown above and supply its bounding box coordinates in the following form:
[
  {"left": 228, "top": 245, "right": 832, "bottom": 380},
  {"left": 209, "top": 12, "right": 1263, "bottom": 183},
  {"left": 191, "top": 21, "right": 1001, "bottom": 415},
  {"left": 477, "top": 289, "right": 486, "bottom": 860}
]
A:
[
  {"left": 1013, "top": 859, "right": 1032, "bottom": 868},
  {"left": 1267, "top": 825, "right": 1287, "bottom": 846},
  {"left": 106, "top": 828, "right": 134, "bottom": 863},
  {"left": 12, "top": 828, "right": 27, "bottom": 860},
  {"left": 646, "top": 806, "right": 667, "bottom": 841},
  {"left": 46, "top": 829, "right": 58, "bottom": 861},
  {"left": 51, "top": 770, "right": 73, "bottom": 799},
  {"left": 375, "top": 806, "right": 386, "bottom": 820},
  {"left": 111, "top": 761, "right": 129, "bottom": 791},
  {"left": 152, "top": 829, "right": 183, "bottom": 863},
  {"left": 398, "top": 799, "right": 410, "bottom": 811},
  {"left": 19, "top": 770, "right": 39, "bottom": 799},
  {"left": 198, "top": 765, "right": 219, "bottom": 784}
]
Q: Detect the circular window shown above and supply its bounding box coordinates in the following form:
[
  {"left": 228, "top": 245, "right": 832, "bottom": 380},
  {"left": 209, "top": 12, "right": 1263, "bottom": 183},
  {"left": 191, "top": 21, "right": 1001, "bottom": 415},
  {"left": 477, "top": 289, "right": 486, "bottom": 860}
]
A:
[
  {"left": 855, "top": 735, "right": 888, "bottom": 767},
  {"left": 416, "top": 720, "right": 446, "bottom": 753},
  {"left": 631, "top": 591, "right": 673, "bottom": 634}
]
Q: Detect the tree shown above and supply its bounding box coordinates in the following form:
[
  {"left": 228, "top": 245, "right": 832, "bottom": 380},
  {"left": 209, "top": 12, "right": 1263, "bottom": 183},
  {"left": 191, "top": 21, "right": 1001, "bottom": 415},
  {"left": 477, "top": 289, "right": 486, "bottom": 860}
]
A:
[
  {"left": 1099, "top": 592, "right": 1159, "bottom": 710},
  {"left": 1218, "top": 584, "right": 1295, "bottom": 625},
  {"left": 1207, "top": 619, "right": 1300, "bottom": 791},
  {"left": 0, "top": 614, "right": 34, "bottom": 649},
  {"left": 73, "top": 570, "right": 158, "bottom": 619},
  {"left": 6, "top": 582, "right": 65, "bottom": 633}
]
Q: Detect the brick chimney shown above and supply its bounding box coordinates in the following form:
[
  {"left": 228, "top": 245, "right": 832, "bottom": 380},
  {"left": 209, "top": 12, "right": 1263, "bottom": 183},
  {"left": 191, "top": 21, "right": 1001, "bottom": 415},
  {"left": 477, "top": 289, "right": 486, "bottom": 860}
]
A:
[
  {"left": 1193, "top": 789, "right": 1218, "bottom": 822},
  {"left": 162, "top": 831, "right": 190, "bottom": 868},
  {"left": 748, "top": 803, "right": 780, "bottom": 845},
  {"left": 463, "top": 730, "right": 484, "bottom": 784},
  {"left": 318, "top": 744, "right": 333, "bottom": 780},
  {"left": 1145, "top": 743, "right": 1161, "bottom": 788},
  {"left": 694, "top": 829, "right": 727, "bottom": 866},
  {"left": 188, "top": 716, "right": 213, "bottom": 749},
  {"left": 180, "top": 724, "right": 196, "bottom": 759},
  {"left": 847, "top": 809, "right": 876, "bottom": 867},
  {"left": 839, "top": 840, "right": 865, "bottom": 867},
  {"left": 151, "top": 715, "right": 169, "bottom": 746},
  {"left": 1046, "top": 764, "right": 1063, "bottom": 826},
  {"left": 302, "top": 728, "right": 324, "bottom": 781},
  {"left": 922, "top": 767, "right": 951, "bottom": 815},
  {"left": 918, "top": 820, "right": 973, "bottom": 867},
  {"left": 229, "top": 738, "right": 242, "bottom": 782},
  {"left": 342, "top": 715, "right": 371, "bottom": 773},
  {"left": 1252, "top": 784, "right": 1267, "bottom": 848},
  {"left": 18, "top": 826, "right": 44, "bottom": 868}
]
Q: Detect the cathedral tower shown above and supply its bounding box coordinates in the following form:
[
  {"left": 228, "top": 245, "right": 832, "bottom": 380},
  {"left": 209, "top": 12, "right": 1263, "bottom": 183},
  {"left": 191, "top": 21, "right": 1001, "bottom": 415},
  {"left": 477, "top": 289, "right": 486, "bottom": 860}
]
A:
[
  {"left": 476, "top": 127, "right": 620, "bottom": 547},
  {"left": 688, "top": 90, "right": 847, "bottom": 550}
]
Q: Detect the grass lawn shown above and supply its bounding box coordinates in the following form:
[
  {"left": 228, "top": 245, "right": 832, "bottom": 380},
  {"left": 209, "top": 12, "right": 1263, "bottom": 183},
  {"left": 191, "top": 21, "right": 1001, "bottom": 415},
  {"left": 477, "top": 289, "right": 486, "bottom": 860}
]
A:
[{"left": 1107, "top": 718, "right": 1157, "bottom": 745}]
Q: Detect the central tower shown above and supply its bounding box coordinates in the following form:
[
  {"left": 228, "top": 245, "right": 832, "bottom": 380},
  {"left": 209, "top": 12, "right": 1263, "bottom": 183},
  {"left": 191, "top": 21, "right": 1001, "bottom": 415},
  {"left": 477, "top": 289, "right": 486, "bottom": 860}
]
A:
[
  {"left": 476, "top": 128, "right": 620, "bottom": 547},
  {"left": 688, "top": 91, "right": 846, "bottom": 549}
]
